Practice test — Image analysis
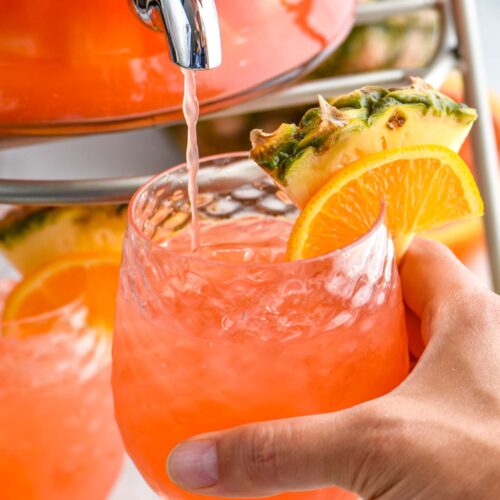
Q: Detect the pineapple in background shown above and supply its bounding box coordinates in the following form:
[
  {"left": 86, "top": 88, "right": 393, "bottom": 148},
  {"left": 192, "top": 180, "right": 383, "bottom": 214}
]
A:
[
  {"left": 309, "top": 0, "right": 439, "bottom": 77},
  {"left": 0, "top": 206, "right": 127, "bottom": 275}
]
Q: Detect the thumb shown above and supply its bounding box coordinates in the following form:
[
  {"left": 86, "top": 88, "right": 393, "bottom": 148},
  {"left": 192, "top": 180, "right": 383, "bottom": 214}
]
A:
[
  {"left": 167, "top": 404, "right": 392, "bottom": 498},
  {"left": 399, "top": 238, "right": 485, "bottom": 322},
  {"left": 399, "top": 238, "right": 487, "bottom": 344}
]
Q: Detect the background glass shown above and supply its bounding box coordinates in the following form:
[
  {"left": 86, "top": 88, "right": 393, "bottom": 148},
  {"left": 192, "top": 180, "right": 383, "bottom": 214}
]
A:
[{"left": 0, "top": 283, "right": 123, "bottom": 500}]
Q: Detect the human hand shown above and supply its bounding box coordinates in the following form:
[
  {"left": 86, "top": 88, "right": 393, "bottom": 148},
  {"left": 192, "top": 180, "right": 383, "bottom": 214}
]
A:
[{"left": 166, "top": 239, "right": 500, "bottom": 499}]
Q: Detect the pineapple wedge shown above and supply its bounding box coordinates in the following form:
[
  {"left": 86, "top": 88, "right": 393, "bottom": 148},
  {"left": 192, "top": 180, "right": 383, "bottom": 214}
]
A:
[
  {"left": 251, "top": 78, "right": 477, "bottom": 207},
  {"left": 0, "top": 205, "right": 127, "bottom": 275}
]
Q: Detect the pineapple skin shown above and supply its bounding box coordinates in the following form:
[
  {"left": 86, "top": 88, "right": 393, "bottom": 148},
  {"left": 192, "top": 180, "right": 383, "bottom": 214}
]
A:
[
  {"left": 251, "top": 80, "right": 477, "bottom": 207},
  {"left": 0, "top": 205, "right": 127, "bottom": 275}
]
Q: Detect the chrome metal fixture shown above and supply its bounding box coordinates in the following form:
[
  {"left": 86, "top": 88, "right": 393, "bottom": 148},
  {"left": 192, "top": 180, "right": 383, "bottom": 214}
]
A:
[{"left": 131, "top": 0, "right": 222, "bottom": 70}]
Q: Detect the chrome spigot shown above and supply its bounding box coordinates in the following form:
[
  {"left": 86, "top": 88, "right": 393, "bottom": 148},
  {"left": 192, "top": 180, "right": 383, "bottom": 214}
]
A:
[{"left": 131, "top": 0, "right": 222, "bottom": 70}]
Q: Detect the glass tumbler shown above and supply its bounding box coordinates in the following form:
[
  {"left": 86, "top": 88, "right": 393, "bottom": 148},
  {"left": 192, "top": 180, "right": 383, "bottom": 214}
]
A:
[
  {"left": 0, "top": 283, "right": 123, "bottom": 500},
  {"left": 112, "top": 154, "right": 409, "bottom": 499}
]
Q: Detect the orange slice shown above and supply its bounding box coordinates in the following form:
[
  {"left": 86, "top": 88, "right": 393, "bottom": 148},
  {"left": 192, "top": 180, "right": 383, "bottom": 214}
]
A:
[
  {"left": 287, "top": 145, "right": 484, "bottom": 261},
  {"left": 2, "top": 252, "right": 121, "bottom": 338}
]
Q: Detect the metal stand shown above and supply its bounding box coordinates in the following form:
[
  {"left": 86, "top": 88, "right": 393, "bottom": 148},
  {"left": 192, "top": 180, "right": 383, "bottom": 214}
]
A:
[
  {"left": 0, "top": 0, "right": 499, "bottom": 291},
  {"left": 452, "top": 0, "right": 500, "bottom": 292}
]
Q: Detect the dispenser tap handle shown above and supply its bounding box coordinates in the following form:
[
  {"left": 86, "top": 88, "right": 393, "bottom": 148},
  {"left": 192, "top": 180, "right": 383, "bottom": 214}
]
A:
[{"left": 131, "top": 0, "right": 222, "bottom": 70}]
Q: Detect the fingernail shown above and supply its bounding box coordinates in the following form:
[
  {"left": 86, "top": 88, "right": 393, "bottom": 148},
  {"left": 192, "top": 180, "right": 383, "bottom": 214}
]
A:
[{"left": 167, "top": 440, "right": 219, "bottom": 490}]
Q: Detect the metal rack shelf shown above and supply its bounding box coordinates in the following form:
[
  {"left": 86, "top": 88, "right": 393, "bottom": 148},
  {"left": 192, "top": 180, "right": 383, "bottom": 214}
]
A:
[{"left": 0, "top": 0, "right": 499, "bottom": 292}]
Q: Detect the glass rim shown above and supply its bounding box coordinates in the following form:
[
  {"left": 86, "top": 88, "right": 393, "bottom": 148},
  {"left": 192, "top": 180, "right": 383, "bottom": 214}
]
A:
[
  {"left": 0, "top": 293, "right": 85, "bottom": 329},
  {"left": 128, "top": 152, "right": 389, "bottom": 270}
]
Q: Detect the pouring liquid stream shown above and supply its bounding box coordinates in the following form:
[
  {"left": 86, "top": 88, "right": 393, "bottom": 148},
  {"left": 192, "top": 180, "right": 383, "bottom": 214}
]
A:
[{"left": 182, "top": 69, "right": 201, "bottom": 253}]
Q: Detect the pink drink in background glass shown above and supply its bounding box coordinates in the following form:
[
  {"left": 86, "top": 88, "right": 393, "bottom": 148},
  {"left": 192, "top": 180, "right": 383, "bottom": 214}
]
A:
[
  {"left": 112, "top": 154, "right": 409, "bottom": 499},
  {"left": 0, "top": 282, "right": 123, "bottom": 500}
]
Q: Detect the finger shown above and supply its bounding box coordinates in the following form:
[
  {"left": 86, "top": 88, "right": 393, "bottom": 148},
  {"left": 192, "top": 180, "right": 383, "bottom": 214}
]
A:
[
  {"left": 398, "top": 239, "right": 500, "bottom": 402},
  {"left": 399, "top": 238, "right": 484, "bottom": 320},
  {"left": 167, "top": 406, "right": 389, "bottom": 498}
]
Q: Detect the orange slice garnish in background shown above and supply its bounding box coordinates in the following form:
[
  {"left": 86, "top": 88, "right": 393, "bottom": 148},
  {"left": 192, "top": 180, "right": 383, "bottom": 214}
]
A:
[
  {"left": 425, "top": 218, "right": 484, "bottom": 258},
  {"left": 2, "top": 253, "right": 120, "bottom": 338},
  {"left": 287, "top": 145, "right": 484, "bottom": 261}
]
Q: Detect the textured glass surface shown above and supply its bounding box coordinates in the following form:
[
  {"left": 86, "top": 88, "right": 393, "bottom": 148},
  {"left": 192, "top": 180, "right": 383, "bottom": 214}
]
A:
[
  {"left": 113, "top": 155, "right": 409, "bottom": 499},
  {"left": 0, "top": 288, "right": 123, "bottom": 500}
]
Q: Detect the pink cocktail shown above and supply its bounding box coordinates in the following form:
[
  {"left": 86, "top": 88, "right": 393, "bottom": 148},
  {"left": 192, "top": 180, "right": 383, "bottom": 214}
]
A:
[
  {"left": 112, "top": 154, "right": 409, "bottom": 499},
  {"left": 0, "top": 283, "right": 123, "bottom": 500}
]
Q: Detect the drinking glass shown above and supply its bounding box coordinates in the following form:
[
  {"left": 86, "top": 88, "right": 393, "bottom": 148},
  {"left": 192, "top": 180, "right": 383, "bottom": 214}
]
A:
[
  {"left": 112, "top": 154, "right": 409, "bottom": 499},
  {"left": 0, "top": 282, "right": 123, "bottom": 500}
]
